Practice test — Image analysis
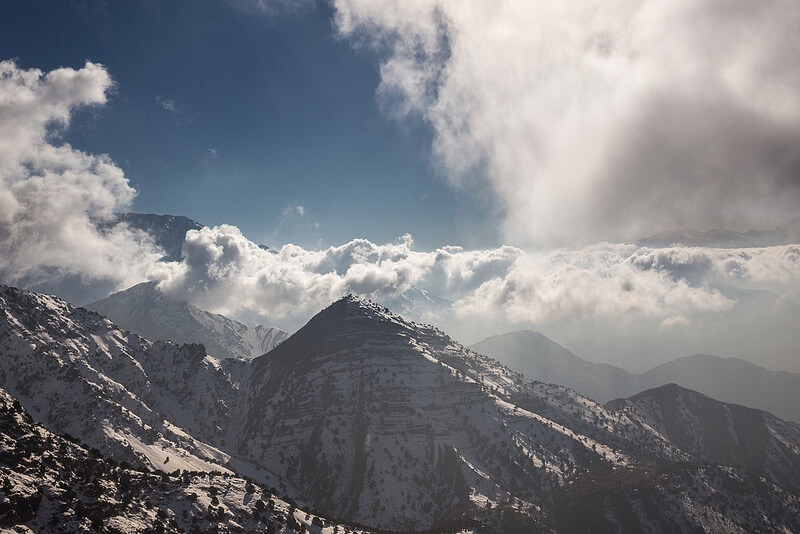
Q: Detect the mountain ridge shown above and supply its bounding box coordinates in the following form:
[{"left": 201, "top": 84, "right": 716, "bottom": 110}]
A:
[
  {"left": 2, "top": 285, "right": 800, "bottom": 532},
  {"left": 471, "top": 330, "right": 800, "bottom": 423},
  {"left": 87, "top": 281, "right": 288, "bottom": 360},
  {"left": 636, "top": 217, "right": 800, "bottom": 248}
]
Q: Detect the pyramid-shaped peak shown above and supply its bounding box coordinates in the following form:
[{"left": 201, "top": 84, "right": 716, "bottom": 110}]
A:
[
  {"left": 257, "top": 293, "right": 442, "bottom": 366},
  {"left": 332, "top": 293, "right": 400, "bottom": 319}
]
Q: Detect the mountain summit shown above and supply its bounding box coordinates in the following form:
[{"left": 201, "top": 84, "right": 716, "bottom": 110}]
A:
[{"left": 87, "top": 281, "right": 288, "bottom": 360}]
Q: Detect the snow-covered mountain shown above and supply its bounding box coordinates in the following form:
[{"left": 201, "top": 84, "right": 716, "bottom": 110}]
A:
[
  {"left": 0, "top": 387, "right": 362, "bottom": 534},
  {"left": 87, "top": 281, "right": 288, "bottom": 360},
  {"left": 2, "top": 285, "right": 800, "bottom": 532},
  {"left": 636, "top": 217, "right": 800, "bottom": 248},
  {"left": 0, "top": 284, "right": 238, "bottom": 473},
  {"left": 472, "top": 331, "right": 800, "bottom": 423},
  {"left": 375, "top": 285, "right": 453, "bottom": 324},
  {"left": 238, "top": 296, "right": 800, "bottom": 531}
]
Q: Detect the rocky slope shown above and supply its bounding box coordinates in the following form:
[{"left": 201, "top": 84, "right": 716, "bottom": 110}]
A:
[
  {"left": 0, "top": 387, "right": 361, "bottom": 534},
  {"left": 606, "top": 383, "right": 800, "bottom": 494},
  {"left": 87, "top": 281, "right": 288, "bottom": 360},
  {"left": 0, "top": 284, "right": 238, "bottom": 473}
]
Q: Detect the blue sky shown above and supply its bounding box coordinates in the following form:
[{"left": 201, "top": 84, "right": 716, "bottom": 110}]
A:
[{"left": 0, "top": 0, "right": 498, "bottom": 249}]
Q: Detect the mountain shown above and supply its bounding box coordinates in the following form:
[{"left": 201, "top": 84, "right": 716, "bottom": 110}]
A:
[
  {"left": 641, "top": 354, "right": 800, "bottom": 424},
  {"left": 112, "top": 213, "right": 204, "bottom": 262},
  {"left": 471, "top": 331, "right": 800, "bottom": 423},
  {"left": 0, "top": 387, "right": 358, "bottom": 534},
  {"left": 470, "top": 331, "right": 637, "bottom": 404},
  {"left": 606, "top": 384, "right": 800, "bottom": 494},
  {"left": 87, "top": 281, "right": 288, "bottom": 360},
  {"left": 636, "top": 217, "right": 800, "bottom": 248},
  {"left": 376, "top": 285, "right": 453, "bottom": 323},
  {"left": 3, "top": 285, "right": 800, "bottom": 532},
  {"left": 0, "top": 284, "right": 238, "bottom": 473},
  {"left": 238, "top": 296, "right": 800, "bottom": 531}
]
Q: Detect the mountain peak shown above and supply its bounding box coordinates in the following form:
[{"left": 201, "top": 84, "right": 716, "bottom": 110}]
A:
[
  {"left": 314, "top": 293, "right": 414, "bottom": 329},
  {"left": 87, "top": 282, "right": 287, "bottom": 359}
]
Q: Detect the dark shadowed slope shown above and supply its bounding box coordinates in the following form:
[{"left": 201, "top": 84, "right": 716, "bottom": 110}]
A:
[
  {"left": 640, "top": 354, "right": 800, "bottom": 423},
  {"left": 606, "top": 383, "right": 800, "bottom": 494}
]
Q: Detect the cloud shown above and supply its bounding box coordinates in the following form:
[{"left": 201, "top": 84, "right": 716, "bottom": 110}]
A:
[
  {"left": 453, "top": 243, "right": 736, "bottom": 325},
  {"left": 225, "top": 0, "right": 313, "bottom": 17},
  {"left": 0, "top": 60, "right": 166, "bottom": 303},
  {"left": 151, "top": 222, "right": 799, "bottom": 335},
  {"left": 155, "top": 95, "right": 179, "bottom": 113},
  {"left": 332, "top": 0, "right": 800, "bottom": 245}
]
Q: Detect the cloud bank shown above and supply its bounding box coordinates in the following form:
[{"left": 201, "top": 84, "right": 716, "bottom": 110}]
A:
[
  {"left": 332, "top": 0, "right": 800, "bottom": 245},
  {"left": 0, "top": 60, "right": 165, "bottom": 303},
  {"left": 154, "top": 224, "right": 800, "bottom": 339}
]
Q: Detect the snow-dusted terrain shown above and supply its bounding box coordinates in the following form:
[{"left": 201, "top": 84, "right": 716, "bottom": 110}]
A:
[
  {"left": 606, "top": 383, "right": 800, "bottom": 494},
  {"left": 88, "top": 281, "right": 288, "bottom": 360},
  {"left": 2, "top": 284, "right": 800, "bottom": 532},
  {"left": 0, "top": 388, "right": 362, "bottom": 533}
]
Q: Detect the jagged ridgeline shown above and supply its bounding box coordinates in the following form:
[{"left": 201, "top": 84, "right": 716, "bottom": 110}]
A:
[{"left": 1, "top": 284, "right": 800, "bottom": 533}]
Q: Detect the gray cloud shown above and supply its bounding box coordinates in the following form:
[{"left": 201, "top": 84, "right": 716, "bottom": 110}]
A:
[{"left": 332, "top": 0, "right": 800, "bottom": 245}]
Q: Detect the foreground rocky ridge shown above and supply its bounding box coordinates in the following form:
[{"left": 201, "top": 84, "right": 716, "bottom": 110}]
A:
[
  {"left": 1, "top": 285, "right": 799, "bottom": 532},
  {"left": 0, "top": 388, "right": 362, "bottom": 534}
]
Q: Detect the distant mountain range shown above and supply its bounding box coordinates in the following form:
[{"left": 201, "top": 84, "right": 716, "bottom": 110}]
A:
[
  {"left": 637, "top": 217, "right": 800, "bottom": 248},
  {"left": 2, "top": 284, "right": 799, "bottom": 532},
  {"left": 471, "top": 331, "right": 800, "bottom": 423},
  {"left": 87, "top": 281, "right": 288, "bottom": 360}
]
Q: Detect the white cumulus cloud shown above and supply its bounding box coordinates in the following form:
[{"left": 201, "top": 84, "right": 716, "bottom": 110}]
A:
[{"left": 0, "top": 60, "right": 166, "bottom": 303}]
